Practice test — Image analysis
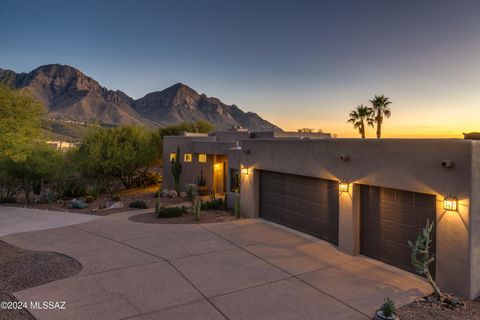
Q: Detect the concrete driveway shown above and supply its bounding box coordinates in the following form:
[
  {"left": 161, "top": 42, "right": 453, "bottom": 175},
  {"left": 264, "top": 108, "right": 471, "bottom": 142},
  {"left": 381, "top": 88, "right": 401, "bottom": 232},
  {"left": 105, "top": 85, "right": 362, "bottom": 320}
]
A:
[
  {"left": 0, "top": 206, "right": 99, "bottom": 236},
  {"left": 1, "top": 209, "right": 431, "bottom": 320}
]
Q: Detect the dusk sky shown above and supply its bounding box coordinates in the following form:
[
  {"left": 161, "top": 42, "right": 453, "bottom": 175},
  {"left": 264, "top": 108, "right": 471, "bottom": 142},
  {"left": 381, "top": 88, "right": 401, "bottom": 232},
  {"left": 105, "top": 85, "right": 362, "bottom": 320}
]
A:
[{"left": 1, "top": 0, "right": 479, "bottom": 137}]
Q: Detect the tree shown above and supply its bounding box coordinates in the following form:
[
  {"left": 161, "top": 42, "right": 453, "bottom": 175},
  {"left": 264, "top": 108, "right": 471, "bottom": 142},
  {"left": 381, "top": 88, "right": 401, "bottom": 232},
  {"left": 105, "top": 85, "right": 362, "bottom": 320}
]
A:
[
  {"left": 0, "top": 85, "right": 45, "bottom": 160},
  {"left": 171, "top": 147, "right": 182, "bottom": 193},
  {"left": 347, "top": 105, "right": 374, "bottom": 138},
  {"left": 75, "top": 126, "right": 161, "bottom": 194},
  {"left": 297, "top": 128, "right": 314, "bottom": 133},
  {"left": 370, "top": 95, "right": 392, "bottom": 138},
  {"left": 9, "top": 143, "right": 60, "bottom": 203},
  {"left": 159, "top": 120, "right": 215, "bottom": 138}
]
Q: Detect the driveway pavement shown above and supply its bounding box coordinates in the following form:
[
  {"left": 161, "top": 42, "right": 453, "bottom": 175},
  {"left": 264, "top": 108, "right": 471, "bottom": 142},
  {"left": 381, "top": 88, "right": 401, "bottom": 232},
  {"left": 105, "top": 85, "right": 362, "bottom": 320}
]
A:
[
  {"left": 0, "top": 206, "right": 99, "bottom": 236},
  {"left": 0, "top": 208, "right": 431, "bottom": 320}
]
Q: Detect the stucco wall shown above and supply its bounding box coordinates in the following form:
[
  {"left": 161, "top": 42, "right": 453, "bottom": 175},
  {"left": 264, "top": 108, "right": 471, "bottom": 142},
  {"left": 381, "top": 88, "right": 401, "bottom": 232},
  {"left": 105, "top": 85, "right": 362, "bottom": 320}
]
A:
[{"left": 233, "top": 138, "right": 477, "bottom": 298}]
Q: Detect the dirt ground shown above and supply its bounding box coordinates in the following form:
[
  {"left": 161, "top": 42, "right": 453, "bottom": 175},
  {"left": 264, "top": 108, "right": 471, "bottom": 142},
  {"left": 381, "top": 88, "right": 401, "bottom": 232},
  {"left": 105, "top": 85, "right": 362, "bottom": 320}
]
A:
[
  {"left": 2, "top": 186, "right": 187, "bottom": 216},
  {"left": 398, "top": 297, "right": 480, "bottom": 320},
  {"left": 129, "top": 209, "right": 242, "bottom": 224}
]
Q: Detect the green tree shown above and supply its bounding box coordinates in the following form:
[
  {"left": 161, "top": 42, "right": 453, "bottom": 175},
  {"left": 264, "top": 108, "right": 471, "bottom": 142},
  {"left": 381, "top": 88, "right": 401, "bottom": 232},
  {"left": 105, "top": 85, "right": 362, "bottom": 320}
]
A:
[
  {"left": 347, "top": 105, "right": 374, "bottom": 139},
  {"left": 9, "top": 143, "right": 60, "bottom": 203},
  {"left": 159, "top": 120, "right": 215, "bottom": 138},
  {"left": 75, "top": 126, "right": 160, "bottom": 194},
  {"left": 0, "top": 85, "right": 45, "bottom": 160},
  {"left": 370, "top": 95, "right": 392, "bottom": 138}
]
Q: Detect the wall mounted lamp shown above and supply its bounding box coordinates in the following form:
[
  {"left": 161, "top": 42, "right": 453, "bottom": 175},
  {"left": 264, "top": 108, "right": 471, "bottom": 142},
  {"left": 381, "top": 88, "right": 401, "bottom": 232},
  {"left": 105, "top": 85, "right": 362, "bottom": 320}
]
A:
[
  {"left": 443, "top": 196, "right": 458, "bottom": 211},
  {"left": 241, "top": 167, "right": 249, "bottom": 175},
  {"left": 338, "top": 182, "right": 349, "bottom": 193}
]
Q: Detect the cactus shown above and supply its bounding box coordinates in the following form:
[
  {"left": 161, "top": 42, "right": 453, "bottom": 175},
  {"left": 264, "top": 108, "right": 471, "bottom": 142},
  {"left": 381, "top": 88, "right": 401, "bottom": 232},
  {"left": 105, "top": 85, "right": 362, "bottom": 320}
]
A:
[
  {"left": 234, "top": 195, "right": 241, "bottom": 218},
  {"left": 155, "top": 196, "right": 160, "bottom": 216},
  {"left": 171, "top": 147, "right": 182, "bottom": 193},
  {"left": 408, "top": 220, "right": 441, "bottom": 299},
  {"left": 193, "top": 199, "right": 201, "bottom": 221}
]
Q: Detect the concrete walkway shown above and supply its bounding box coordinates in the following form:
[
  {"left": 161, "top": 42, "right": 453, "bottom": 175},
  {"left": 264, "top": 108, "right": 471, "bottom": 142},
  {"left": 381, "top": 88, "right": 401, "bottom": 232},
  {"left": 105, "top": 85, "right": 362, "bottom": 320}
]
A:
[
  {"left": 0, "top": 206, "right": 99, "bottom": 236},
  {"left": 1, "top": 209, "right": 431, "bottom": 320}
]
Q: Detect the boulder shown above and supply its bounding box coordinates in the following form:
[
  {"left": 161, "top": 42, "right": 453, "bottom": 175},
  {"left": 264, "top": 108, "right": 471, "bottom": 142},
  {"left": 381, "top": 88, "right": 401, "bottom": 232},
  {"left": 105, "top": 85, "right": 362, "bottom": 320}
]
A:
[
  {"left": 71, "top": 198, "right": 88, "bottom": 209},
  {"left": 179, "top": 191, "right": 187, "bottom": 197},
  {"left": 168, "top": 190, "right": 178, "bottom": 198},
  {"left": 107, "top": 201, "right": 124, "bottom": 209},
  {"left": 161, "top": 189, "right": 169, "bottom": 197}
]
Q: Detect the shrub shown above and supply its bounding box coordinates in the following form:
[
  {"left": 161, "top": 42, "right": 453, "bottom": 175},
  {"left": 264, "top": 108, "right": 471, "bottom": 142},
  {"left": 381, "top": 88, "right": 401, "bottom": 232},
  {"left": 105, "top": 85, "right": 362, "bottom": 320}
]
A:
[
  {"left": 379, "top": 297, "right": 396, "bottom": 318},
  {"left": 201, "top": 198, "right": 224, "bottom": 210},
  {"left": 133, "top": 171, "right": 162, "bottom": 188},
  {"left": 185, "top": 184, "right": 198, "bottom": 202},
  {"left": 39, "top": 191, "right": 57, "bottom": 204},
  {"left": 129, "top": 200, "right": 148, "bottom": 209},
  {"left": 84, "top": 195, "right": 95, "bottom": 203},
  {"left": 156, "top": 205, "right": 186, "bottom": 218},
  {"left": 111, "top": 195, "right": 121, "bottom": 201},
  {"left": 63, "top": 180, "right": 87, "bottom": 198},
  {"left": 0, "top": 196, "right": 16, "bottom": 204}
]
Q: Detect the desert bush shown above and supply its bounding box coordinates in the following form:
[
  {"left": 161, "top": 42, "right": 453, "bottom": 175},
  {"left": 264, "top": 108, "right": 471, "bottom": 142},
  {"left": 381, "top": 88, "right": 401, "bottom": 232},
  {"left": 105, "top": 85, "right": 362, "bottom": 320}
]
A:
[
  {"left": 129, "top": 200, "right": 148, "bottom": 209},
  {"left": 0, "top": 196, "right": 16, "bottom": 204},
  {"left": 84, "top": 195, "right": 95, "bottom": 203},
  {"left": 38, "top": 191, "right": 57, "bottom": 204},
  {"left": 133, "top": 171, "right": 162, "bottom": 188},
  {"left": 111, "top": 195, "right": 121, "bottom": 201},
  {"left": 185, "top": 184, "right": 198, "bottom": 202},
  {"left": 156, "top": 205, "right": 186, "bottom": 218},
  {"left": 201, "top": 198, "right": 224, "bottom": 210}
]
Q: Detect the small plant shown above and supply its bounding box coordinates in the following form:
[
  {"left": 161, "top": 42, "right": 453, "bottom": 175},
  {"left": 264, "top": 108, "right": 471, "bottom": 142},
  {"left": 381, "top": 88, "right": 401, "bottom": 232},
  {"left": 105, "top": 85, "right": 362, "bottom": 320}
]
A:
[
  {"left": 111, "top": 195, "right": 121, "bottom": 201},
  {"left": 408, "top": 220, "right": 441, "bottom": 299},
  {"left": 234, "top": 195, "right": 241, "bottom": 218},
  {"left": 0, "top": 196, "right": 16, "bottom": 204},
  {"left": 84, "top": 195, "right": 95, "bottom": 203},
  {"left": 201, "top": 198, "right": 224, "bottom": 210},
  {"left": 185, "top": 184, "right": 198, "bottom": 202},
  {"left": 39, "top": 191, "right": 58, "bottom": 204},
  {"left": 156, "top": 205, "right": 186, "bottom": 218},
  {"left": 129, "top": 200, "right": 148, "bottom": 209},
  {"left": 171, "top": 147, "right": 182, "bottom": 193},
  {"left": 379, "top": 297, "right": 396, "bottom": 318},
  {"left": 193, "top": 199, "right": 201, "bottom": 221},
  {"left": 155, "top": 196, "right": 160, "bottom": 213}
]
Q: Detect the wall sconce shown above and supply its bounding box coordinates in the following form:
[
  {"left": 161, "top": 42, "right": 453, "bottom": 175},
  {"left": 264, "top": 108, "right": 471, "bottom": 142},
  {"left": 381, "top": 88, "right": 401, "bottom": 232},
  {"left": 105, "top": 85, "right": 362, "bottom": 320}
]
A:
[
  {"left": 214, "top": 163, "right": 220, "bottom": 170},
  {"left": 443, "top": 196, "right": 458, "bottom": 211},
  {"left": 241, "top": 167, "right": 249, "bottom": 175},
  {"left": 338, "top": 182, "right": 349, "bottom": 193}
]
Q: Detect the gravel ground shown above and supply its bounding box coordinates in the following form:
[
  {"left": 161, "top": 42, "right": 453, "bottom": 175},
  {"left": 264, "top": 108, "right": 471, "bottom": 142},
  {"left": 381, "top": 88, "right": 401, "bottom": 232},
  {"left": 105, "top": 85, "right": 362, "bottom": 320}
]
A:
[
  {"left": 398, "top": 298, "right": 480, "bottom": 319},
  {"left": 0, "top": 241, "right": 82, "bottom": 320},
  {"left": 129, "top": 209, "right": 242, "bottom": 224}
]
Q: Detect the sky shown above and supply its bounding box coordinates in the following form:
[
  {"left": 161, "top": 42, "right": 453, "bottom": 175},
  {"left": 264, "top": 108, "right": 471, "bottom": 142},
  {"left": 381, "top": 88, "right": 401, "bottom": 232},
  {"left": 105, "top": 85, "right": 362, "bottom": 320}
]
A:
[{"left": 1, "top": 0, "right": 479, "bottom": 138}]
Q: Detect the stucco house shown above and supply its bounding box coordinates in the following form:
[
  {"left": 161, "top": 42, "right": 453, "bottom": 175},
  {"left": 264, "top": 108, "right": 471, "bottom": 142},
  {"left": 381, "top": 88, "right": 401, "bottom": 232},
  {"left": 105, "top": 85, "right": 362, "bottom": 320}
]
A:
[{"left": 163, "top": 128, "right": 480, "bottom": 300}]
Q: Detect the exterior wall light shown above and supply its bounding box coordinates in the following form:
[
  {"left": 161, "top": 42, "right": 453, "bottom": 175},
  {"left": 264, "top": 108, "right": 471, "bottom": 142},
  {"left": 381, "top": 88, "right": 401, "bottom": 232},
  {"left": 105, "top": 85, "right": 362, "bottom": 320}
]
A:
[
  {"left": 214, "top": 163, "right": 220, "bottom": 170},
  {"left": 338, "top": 182, "right": 349, "bottom": 193},
  {"left": 241, "top": 168, "right": 249, "bottom": 175},
  {"left": 443, "top": 197, "right": 458, "bottom": 211}
]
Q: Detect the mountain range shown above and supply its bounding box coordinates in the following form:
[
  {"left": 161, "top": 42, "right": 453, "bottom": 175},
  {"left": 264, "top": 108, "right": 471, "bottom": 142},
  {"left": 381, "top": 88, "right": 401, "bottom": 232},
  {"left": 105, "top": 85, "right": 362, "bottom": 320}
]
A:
[{"left": 0, "top": 64, "right": 280, "bottom": 134}]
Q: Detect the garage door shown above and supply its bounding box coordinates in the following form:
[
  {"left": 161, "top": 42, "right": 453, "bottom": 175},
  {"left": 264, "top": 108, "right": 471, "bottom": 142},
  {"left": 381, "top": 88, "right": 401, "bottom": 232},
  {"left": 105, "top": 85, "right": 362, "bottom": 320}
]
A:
[
  {"left": 259, "top": 171, "right": 339, "bottom": 245},
  {"left": 361, "top": 185, "right": 436, "bottom": 275}
]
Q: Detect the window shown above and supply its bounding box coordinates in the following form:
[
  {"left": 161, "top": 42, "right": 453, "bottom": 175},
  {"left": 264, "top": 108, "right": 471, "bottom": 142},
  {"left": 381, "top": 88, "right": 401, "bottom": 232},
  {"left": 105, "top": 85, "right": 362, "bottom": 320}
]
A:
[
  {"left": 169, "top": 153, "right": 177, "bottom": 162},
  {"left": 184, "top": 153, "right": 192, "bottom": 162},
  {"left": 230, "top": 169, "right": 240, "bottom": 193},
  {"left": 198, "top": 154, "right": 207, "bottom": 163}
]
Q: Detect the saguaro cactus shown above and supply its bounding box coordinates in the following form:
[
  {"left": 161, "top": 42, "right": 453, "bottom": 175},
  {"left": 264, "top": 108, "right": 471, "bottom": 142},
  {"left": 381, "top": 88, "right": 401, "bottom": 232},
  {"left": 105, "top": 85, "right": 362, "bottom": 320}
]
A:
[{"left": 171, "top": 147, "right": 182, "bottom": 193}]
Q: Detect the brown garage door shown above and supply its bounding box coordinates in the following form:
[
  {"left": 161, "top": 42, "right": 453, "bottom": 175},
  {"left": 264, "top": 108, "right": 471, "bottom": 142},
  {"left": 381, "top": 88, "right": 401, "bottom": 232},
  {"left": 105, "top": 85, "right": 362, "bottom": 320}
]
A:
[
  {"left": 361, "top": 185, "right": 436, "bottom": 275},
  {"left": 259, "top": 171, "right": 339, "bottom": 245}
]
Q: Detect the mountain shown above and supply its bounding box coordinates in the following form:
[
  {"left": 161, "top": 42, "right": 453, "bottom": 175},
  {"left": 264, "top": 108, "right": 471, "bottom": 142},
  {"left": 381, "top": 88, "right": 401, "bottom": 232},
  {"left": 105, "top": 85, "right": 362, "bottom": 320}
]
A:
[{"left": 0, "top": 64, "right": 280, "bottom": 132}]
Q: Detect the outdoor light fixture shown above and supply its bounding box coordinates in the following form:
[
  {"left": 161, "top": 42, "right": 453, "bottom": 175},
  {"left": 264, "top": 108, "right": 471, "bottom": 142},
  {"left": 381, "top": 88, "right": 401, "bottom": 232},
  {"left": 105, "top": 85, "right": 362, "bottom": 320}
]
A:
[
  {"left": 214, "top": 163, "right": 220, "bottom": 170},
  {"left": 241, "top": 167, "right": 249, "bottom": 175},
  {"left": 443, "top": 196, "right": 458, "bottom": 211},
  {"left": 338, "top": 182, "right": 349, "bottom": 193}
]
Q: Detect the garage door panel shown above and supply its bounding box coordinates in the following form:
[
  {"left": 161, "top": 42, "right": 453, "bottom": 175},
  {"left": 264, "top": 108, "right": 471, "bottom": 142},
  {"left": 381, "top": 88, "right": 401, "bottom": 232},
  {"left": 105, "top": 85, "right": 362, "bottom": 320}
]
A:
[
  {"left": 260, "top": 171, "right": 339, "bottom": 245},
  {"left": 361, "top": 185, "right": 436, "bottom": 276}
]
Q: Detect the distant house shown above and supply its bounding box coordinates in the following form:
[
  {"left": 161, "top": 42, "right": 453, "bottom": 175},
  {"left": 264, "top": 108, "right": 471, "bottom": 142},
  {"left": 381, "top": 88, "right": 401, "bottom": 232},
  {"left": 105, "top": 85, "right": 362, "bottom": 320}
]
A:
[{"left": 45, "top": 140, "right": 79, "bottom": 152}]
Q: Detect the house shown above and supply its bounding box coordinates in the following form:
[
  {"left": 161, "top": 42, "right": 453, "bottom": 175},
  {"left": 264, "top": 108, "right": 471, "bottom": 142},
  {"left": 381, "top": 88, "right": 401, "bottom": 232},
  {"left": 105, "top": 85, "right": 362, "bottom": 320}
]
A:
[{"left": 163, "top": 130, "right": 480, "bottom": 300}]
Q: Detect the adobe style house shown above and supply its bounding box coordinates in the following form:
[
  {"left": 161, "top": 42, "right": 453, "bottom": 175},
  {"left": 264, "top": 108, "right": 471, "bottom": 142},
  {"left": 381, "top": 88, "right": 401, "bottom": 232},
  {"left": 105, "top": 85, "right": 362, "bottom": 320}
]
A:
[{"left": 163, "top": 129, "right": 480, "bottom": 300}]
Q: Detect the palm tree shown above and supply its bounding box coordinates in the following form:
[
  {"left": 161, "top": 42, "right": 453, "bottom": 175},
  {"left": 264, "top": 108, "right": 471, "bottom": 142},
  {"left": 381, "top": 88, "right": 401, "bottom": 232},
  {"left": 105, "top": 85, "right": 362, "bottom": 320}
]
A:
[
  {"left": 370, "top": 95, "right": 392, "bottom": 138},
  {"left": 347, "top": 105, "right": 374, "bottom": 138}
]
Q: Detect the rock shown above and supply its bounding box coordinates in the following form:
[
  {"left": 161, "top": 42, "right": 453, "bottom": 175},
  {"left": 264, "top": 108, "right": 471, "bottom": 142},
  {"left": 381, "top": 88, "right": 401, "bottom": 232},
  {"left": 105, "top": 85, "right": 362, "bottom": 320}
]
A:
[
  {"left": 161, "top": 189, "right": 169, "bottom": 197},
  {"left": 71, "top": 198, "right": 88, "bottom": 209},
  {"left": 107, "top": 201, "right": 124, "bottom": 209},
  {"left": 179, "top": 191, "right": 187, "bottom": 197},
  {"left": 168, "top": 190, "right": 178, "bottom": 198}
]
